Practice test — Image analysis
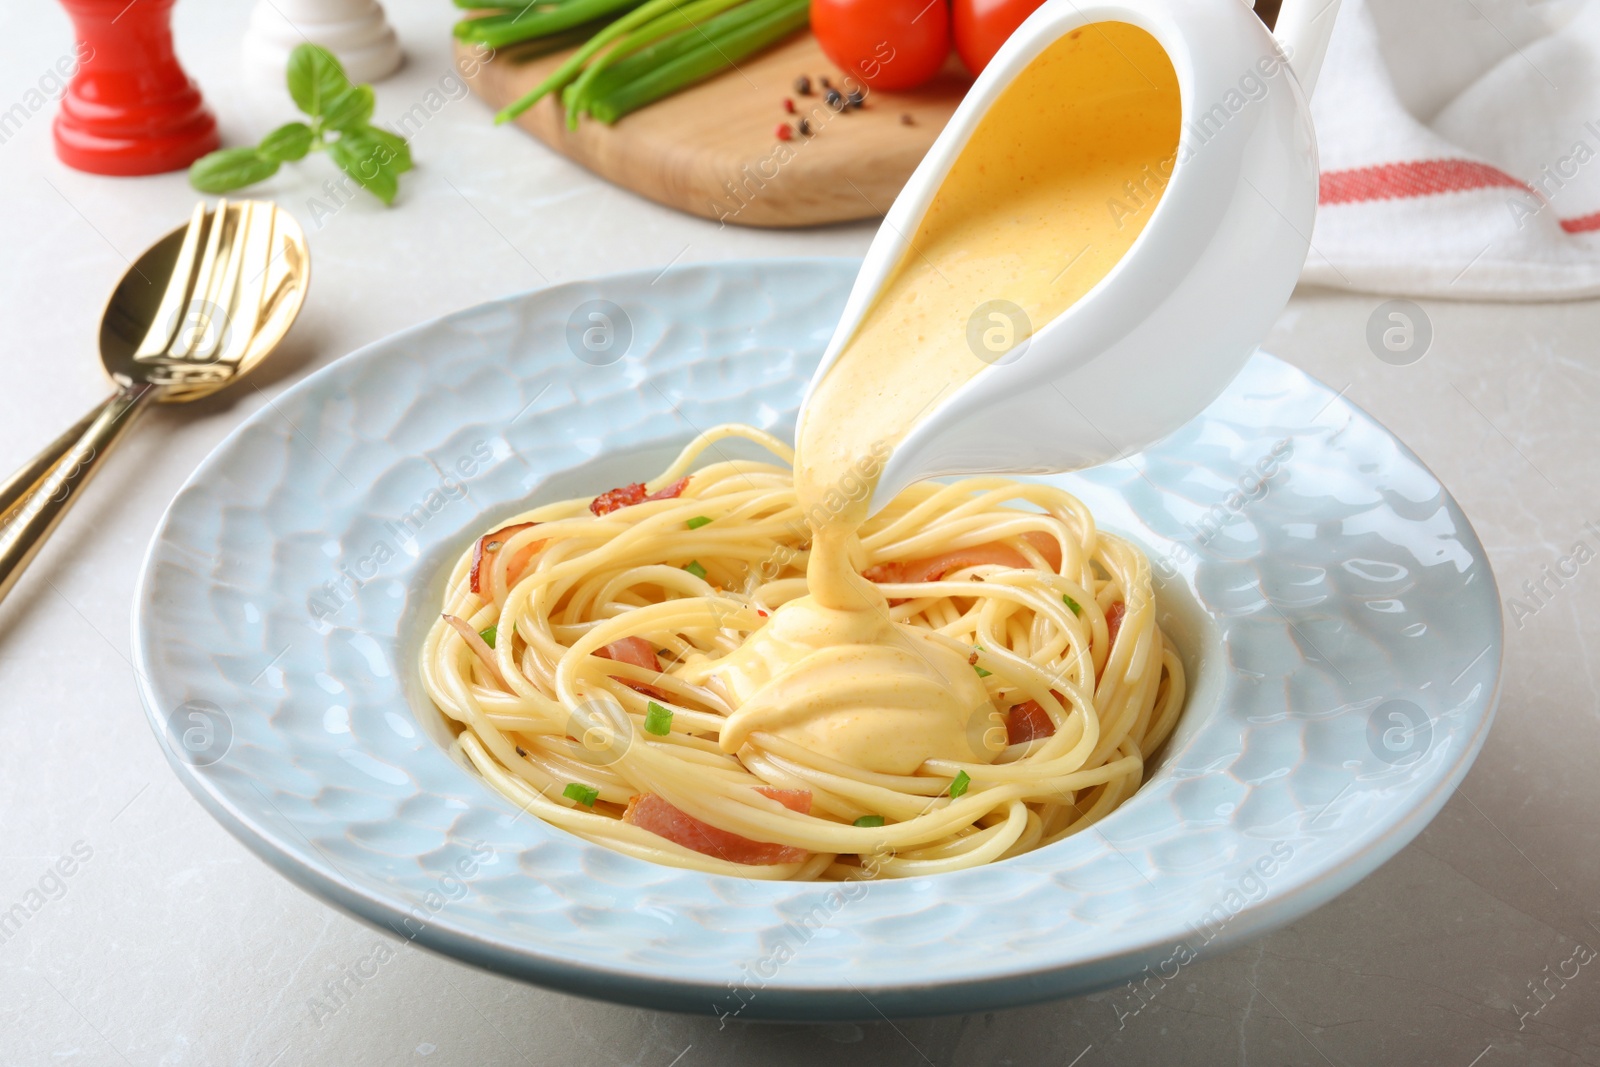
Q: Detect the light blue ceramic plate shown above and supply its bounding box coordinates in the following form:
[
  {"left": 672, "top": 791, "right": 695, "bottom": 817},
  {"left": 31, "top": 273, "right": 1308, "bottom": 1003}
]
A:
[{"left": 131, "top": 259, "right": 1501, "bottom": 1020}]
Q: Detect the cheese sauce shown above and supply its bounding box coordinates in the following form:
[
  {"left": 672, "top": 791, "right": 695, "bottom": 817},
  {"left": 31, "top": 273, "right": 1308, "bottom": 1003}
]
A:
[{"left": 707, "top": 23, "right": 1182, "bottom": 775}]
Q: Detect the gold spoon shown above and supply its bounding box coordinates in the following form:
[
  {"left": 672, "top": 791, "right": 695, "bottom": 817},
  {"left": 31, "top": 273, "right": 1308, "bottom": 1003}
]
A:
[{"left": 0, "top": 200, "right": 310, "bottom": 604}]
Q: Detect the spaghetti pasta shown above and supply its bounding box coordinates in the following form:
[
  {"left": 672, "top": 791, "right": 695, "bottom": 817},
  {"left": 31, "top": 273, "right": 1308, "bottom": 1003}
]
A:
[{"left": 421, "top": 423, "right": 1185, "bottom": 880}]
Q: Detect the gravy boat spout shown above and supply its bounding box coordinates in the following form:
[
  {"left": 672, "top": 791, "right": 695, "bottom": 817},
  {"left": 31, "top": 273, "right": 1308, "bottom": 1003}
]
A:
[{"left": 799, "top": 0, "right": 1339, "bottom": 515}]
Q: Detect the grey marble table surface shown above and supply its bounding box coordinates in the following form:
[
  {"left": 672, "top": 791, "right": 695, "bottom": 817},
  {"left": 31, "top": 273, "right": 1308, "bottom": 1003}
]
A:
[{"left": 1, "top": 2, "right": 1596, "bottom": 1065}]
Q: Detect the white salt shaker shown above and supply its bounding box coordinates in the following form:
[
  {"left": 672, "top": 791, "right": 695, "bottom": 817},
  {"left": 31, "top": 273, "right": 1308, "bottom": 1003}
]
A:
[{"left": 242, "top": 0, "right": 403, "bottom": 90}]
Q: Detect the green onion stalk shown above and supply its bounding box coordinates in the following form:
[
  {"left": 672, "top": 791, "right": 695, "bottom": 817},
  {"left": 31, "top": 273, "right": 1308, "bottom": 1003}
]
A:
[
  {"left": 495, "top": 0, "right": 748, "bottom": 124},
  {"left": 559, "top": 0, "right": 751, "bottom": 127},
  {"left": 456, "top": 0, "right": 810, "bottom": 128},
  {"left": 454, "top": 0, "right": 646, "bottom": 50},
  {"left": 581, "top": 0, "right": 807, "bottom": 125}
]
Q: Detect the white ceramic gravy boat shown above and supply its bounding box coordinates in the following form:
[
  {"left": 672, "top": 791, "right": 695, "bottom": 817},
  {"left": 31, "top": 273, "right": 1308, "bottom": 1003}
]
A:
[{"left": 800, "top": 0, "right": 1341, "bottom": 514}]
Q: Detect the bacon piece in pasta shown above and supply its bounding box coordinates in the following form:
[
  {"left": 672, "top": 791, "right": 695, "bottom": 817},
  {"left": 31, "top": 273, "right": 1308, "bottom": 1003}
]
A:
[
  {"left": 469, "top": 522, "right": 543, "bottom": 595},
  {"left": 1006, "top": 699, "right": 1056, "bottom": 745},
  {"left": 863, "top": 530, "right": 1063, "bottom": 584},
  {"left": 589, "top": 477, "right": 691, "bottom": 516},
  {"left": 595, "top": 637, "right": 669, "bottom": 700},
  {"left": 623, "top": 788, "right": 812, "bottom": 865}
]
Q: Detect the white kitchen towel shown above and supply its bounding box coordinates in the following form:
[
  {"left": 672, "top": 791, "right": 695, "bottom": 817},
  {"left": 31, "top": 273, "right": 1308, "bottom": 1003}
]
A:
[{"left": 1304, "top": 0, "right": 1600, "bottom": 299}]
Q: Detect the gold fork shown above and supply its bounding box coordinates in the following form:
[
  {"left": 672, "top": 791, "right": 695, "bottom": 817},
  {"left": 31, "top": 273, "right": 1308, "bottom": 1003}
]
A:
[
  {"left": 0, "top": 203, "right": 212, "bottom": 523},
  {"left": 0, "top": 200, "right": 309, "bottom": 605}
]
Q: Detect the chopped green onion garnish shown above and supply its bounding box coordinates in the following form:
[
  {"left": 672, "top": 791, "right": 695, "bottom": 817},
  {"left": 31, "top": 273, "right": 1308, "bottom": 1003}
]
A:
[
  {"left": 853, "top": 815, "right": 885, "bottom": 828},
  {"left": 974, "top": 664, "right": 992, "bottom": 678},
  {"left": 684, "top": 559, "right": 708, "bottom": 580},
  {"left": 950, "top": 770, "right": 971, "bottom": 798},
  {"left": 1063, "top": 594, "right": 1081, "bottom": 615},
  {"left": 644, "top": 701, "right": 674, "bottom": 736},
  {"left": 563, "top": 782, "right": 599, "bottom": 807},
  {"left": 686, "top": 515, "right": 712, "bottom": 529},
  {"left": 479, "top": 624, "right": 497, "bottom": 649}
]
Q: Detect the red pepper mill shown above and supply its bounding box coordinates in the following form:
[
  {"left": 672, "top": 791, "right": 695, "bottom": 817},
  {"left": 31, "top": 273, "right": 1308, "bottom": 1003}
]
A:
[{"left": 54, "top": 0, "right": 219, "bottom": 175}]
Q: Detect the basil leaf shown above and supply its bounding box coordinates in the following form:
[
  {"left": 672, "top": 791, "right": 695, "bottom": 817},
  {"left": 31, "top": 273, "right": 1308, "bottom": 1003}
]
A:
[
  {"left": 188, "top": 147, "right": 280, "bottom": 193},
  {"left": 352, "top": 125, "right": 412, "bottom": 173},
  {"left": 321, "top": 84, "right": 375, "bottom": 132},
  {"left": 340, "top": 126, "right": 412, "bottom": 177},
  {"left": 328, "top": 135, "right": 400, "bottom": 205},
  {"left": 286, "top": 44, "right": 350, "bottom": 117},
  {"left": 258, "top": 122, "right": 314, "bottom": 162}
]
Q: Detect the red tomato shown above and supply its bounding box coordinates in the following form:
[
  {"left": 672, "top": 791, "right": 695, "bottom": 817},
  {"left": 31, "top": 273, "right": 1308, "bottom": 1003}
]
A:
[
  {"left": 952, "top": 0, "right": 1047, "bottom": 75},
  {"left": 811, "top": 0, "right": 951, "bottom": 92}
]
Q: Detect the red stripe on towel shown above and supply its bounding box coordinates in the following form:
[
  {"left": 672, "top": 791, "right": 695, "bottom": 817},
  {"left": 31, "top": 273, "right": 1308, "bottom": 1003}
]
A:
[
  {"left": 1559, "top": 211, "right": 1600, "bottom": 234},
  {"left": 1319, "top": 160, "right": 1530, "bottom": 205}
]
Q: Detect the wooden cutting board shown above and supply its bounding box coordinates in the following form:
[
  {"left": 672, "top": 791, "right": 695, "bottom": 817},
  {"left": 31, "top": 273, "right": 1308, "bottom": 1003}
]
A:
[{"left": 455, "top": 31, "right": 971, "bottom": 228}]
